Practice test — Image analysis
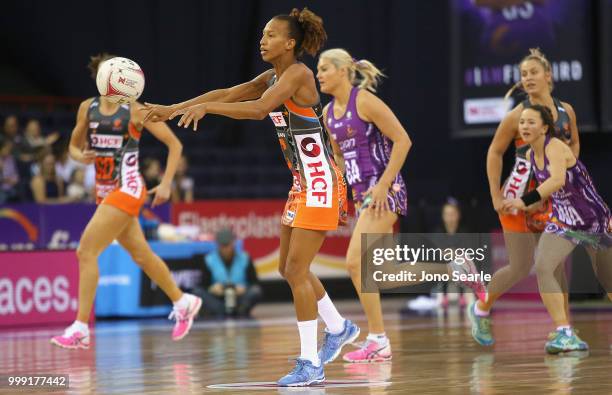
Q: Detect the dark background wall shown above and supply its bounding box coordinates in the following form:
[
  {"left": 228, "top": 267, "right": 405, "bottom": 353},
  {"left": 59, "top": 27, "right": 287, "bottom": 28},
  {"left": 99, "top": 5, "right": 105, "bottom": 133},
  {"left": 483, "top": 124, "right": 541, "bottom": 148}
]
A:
[{"left": 1, "top": 0, "right": 609, "bottom": 230}]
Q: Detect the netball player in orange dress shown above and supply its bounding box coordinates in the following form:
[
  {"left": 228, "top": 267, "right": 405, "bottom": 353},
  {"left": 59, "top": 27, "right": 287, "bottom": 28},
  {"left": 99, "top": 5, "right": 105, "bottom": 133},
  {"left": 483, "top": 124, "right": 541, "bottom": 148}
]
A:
[
  {"left": 51, "top": 54, "right": 202, "bottom": 350},
  {"left": 143, "top": 8, "right": 361, "bottom": 386}
]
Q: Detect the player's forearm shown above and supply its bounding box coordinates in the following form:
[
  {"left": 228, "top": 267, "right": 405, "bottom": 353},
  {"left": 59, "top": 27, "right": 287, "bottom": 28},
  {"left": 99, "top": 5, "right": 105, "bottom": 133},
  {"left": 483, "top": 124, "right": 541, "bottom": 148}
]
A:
[
  {"left": 205, "top": 101, "right": 268, "bottom": 120},
  {"left": 173, "top": 89, "right": 231, "bottom": 111},
  {"left": 536, "top": 177, "right": 564, "bottom": 200},
  {"left": 69, "top": 144, "right": 86, "bottom": 163},
  {"left": 161, "top": 139, "right": 183, "bottom": 186},
  {"left": 486, "top": 149, "right": 504, "bottom": 198}
]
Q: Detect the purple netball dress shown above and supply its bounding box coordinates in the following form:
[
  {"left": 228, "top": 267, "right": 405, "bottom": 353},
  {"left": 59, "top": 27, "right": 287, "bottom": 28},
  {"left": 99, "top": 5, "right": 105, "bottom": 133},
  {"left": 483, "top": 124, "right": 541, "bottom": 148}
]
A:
[
  {"left": 326, "top": 86, "right": 408, "bottom": 216},
  {"left": 530, "top": 136, "right": 612, "bottom": 249}
]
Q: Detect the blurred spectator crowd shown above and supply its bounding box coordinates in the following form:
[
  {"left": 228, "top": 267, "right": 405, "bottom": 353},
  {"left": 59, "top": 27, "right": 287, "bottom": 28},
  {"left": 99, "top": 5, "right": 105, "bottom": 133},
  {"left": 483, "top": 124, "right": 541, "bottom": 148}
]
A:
[{"left": 0, "top": 114, "right": 194, "bottom": 205}]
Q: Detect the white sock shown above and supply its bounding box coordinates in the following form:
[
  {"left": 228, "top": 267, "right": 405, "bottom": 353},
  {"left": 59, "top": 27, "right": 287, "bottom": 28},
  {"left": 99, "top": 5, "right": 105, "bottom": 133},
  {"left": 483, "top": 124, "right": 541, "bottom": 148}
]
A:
[
  {"left": 557, "top": 325, "right": 573, "bottom": 335},
  {"left": 367, "top": 332, "right": 388, "bottom": 346},
  {"left": 317, "top": 293, "right": 345, "bottom": 334},
  {"left": 297, "top": 320, "right": 320, "bottom": 366},
  {"left": 174, "top": 293, "right": 191, "bottom": 310},
  {"left": 66, "top": 320, "right": 89, "bottom": 336},
  {"left": 474, "top": 302, "right": 490, "bottom": 317}
]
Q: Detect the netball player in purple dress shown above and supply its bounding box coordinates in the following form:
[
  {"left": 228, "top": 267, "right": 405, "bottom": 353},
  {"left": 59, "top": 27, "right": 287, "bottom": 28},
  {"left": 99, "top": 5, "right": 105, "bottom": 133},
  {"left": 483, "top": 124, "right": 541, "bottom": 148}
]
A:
[
  {"left": 505, "top": 105, "right": 612, "bottom": 353},
  {"left": 317, "top": 48, "right": 486, "bottom": 363}
]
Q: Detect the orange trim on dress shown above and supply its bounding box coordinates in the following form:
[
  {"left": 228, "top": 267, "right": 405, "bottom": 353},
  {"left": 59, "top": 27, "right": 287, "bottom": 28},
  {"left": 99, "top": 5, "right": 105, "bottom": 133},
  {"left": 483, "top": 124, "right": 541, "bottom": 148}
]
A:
[
  {"left": 102, "top": 186, "right": 147, "bottom": 217},
  {"left": 128, "top": 122, "right": 142, "bottom": 140},
  {"left": 283, "top": 99, "right": 317, "bottom": 118}
]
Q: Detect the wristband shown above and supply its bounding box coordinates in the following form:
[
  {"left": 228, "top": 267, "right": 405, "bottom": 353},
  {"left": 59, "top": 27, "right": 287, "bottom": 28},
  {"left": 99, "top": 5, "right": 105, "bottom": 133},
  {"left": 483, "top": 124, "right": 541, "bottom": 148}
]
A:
[{"left": 521, "top": 189, "right": 542, "bottom": 206}]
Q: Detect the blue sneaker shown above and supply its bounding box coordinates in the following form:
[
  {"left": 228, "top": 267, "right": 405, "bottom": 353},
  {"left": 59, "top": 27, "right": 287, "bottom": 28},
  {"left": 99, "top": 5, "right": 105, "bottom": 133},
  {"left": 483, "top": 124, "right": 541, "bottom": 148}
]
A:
[
  {"left": 318, "top": 319, "right": 360, "bottom": 365},
  {"left": 467, "top": 301, "right": 494, "bottom": 346},
  {"left": 545, "top": 328, "right": 589, "bottom": 354},
  {"left": 547, "top": 329, "right": 588, "bottom": 351},
  {"left": 277, "top": 358, "right": 325, "bottom": 387}
]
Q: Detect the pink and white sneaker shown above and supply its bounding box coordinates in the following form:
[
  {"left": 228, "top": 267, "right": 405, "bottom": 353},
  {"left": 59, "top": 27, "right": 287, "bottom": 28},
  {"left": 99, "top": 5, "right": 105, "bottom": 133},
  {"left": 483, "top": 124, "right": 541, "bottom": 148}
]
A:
[
  {"left": 169, "top": 294, "right": 202, "bottom": 341},
  {"left": 343, "top": 340, "right": 392, "bottom": 363},
  {"left": 450, "top": 257, "right": 487, "bottom": 302},
  {"left": 50, "top": 331, "right": 90, "bottom": 350}
]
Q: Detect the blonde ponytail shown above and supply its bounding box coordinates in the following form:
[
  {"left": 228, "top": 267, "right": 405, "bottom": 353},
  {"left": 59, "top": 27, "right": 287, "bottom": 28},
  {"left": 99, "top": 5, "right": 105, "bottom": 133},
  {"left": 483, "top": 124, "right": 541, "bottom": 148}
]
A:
[
  {"left": 354, "top": 59, "right": 386, "bottom": 92},
  {"left": 319, "top": 48, "right": 386, "bottom": 92},
  {"left": 504, "top": 81, "right": 522, "bottom": 100}
]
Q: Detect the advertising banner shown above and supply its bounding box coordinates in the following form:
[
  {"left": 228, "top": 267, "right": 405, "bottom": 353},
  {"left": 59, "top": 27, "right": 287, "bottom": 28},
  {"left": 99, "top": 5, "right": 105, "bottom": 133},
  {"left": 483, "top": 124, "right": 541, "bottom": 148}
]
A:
[
  {"left": 0, "top": 251, "right": 79, "bottom": 327},
  {"left": 450, "top": 0, "right": 597, "bottom": 137},
  {"left": 0, "top": 203, "right": 170, "bottom": 251},
  {"left": 172, "top": 200, "right": 356, "bottom": 279}
]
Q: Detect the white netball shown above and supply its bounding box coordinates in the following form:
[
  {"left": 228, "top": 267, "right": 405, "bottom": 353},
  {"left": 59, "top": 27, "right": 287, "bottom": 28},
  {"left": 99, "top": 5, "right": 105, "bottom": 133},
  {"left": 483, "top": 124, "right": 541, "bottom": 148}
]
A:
[{"left": 96, "top": 57, "right": 145, "bottom": 104}]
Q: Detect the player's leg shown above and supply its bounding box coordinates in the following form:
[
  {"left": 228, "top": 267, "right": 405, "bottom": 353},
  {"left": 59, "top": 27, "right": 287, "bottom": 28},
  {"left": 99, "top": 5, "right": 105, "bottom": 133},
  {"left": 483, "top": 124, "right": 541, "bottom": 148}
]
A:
[
  {"left": 116, "top": 217, "right": 202, "bottom": 340},
  {"left": 467, "top": 230, "right": 536, "bottom": 346},
  {"left": 342, "top": 209, "right": 396, "bottom": 362},
  {"left": 481, "top": 231, "right": 537, "bottom": 310},
  {"left": 278, "top": 228, "right": 329, "bottom": 386},
  {"left": 51, "top": 204, "right": 131, "bottom": 349},
  {"left": 534, "top": 233, "right": 585, "bottom": 353}
]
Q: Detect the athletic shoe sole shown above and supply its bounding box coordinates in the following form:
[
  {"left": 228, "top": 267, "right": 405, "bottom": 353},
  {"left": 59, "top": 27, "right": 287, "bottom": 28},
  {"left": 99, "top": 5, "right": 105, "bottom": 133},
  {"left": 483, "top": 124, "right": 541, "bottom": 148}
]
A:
[
  {"left": 280, "top": 376, "right": 325, "bottom": 387},
  {"left": 50, "top": 338, "right": 90, "bottom": 350}
]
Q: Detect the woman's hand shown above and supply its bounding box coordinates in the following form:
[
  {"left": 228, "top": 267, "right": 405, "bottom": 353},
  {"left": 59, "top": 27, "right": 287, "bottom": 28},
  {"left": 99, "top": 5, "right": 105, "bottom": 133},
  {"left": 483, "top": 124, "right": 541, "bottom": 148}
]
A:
[
  {"left": 492, "top": 193, "right": 510, "bottom": 215},
  {"left": 169, "top": 104, "right": 208, "bottom": 131},
  {"left": 148, "top": 182, "right": 171, "bottom": 207},
  {"left": 364, "top": 182, "right": 390, "bottom": 217},
  {"left": 503, "top": 198, "right": 526, "bottom": 212},
  {"left": 141, "top": 103, "right": 177, "bottom": 123},
  {"left": 77, "top": 149, "right": 96, "bottom": 165},
  {"left": 524, "top": 200, "right": 546, "bottom": 214}
]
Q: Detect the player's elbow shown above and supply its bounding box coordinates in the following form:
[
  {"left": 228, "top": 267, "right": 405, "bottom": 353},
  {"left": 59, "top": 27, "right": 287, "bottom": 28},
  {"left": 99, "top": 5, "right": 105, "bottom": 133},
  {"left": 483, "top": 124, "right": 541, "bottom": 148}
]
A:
[
  {"left": 487, "top": 145, "right": 503, "bottom": 161},
  {"left": 401, "top": 134, "right": 412, "bottom": 152},
  {"left": 68, "top": 145, "right": 80, "bottom": 161},
  {"left": 252, "top": 106, "right": 270, "bottom": 120},
  {"left": 254, "top": 109, "right": 268, "bottom": 120},
  {"left": 253, "top": 100, "right": 274, "bottom": 120},
  {"left": 174, "top": 139, "right": 183, "bottom": 153},
  {"left": 167, "top": 135, "right": 183, "bottom": 153},
  {"left": 393, "top": 134, "right": 411, "bottom": 157}
]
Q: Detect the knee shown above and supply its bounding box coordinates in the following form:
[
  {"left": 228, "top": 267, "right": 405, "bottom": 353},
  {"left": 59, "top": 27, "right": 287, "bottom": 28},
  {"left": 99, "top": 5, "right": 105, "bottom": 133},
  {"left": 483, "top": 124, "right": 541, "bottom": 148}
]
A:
[
  {"left": 283, "top": 257, "right": 309, "bottom": 284},
  {"left": 514, "top": 264, "right": 532, "bottom": 280},
  {"left": 278, "top": 265, "right": 287, "bottom": 279},
  {"left": 535, "top": 260, "right": 555, "bottom": 279},
  {"left": 278, "top": 255, "right": 288, "bottom": 278},
  {"left": 76, "top": 245, "right": 98, "bottom": 263},
  {"left": 346, "top": 253, "right": 361, "bottom": 277}
]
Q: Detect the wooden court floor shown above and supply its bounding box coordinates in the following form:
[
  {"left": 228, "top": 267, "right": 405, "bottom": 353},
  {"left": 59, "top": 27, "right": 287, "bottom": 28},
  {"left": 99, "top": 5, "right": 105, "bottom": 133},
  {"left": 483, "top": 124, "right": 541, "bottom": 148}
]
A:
[{"left": 1, "top": 299, "right": 612, "bottom": 394}]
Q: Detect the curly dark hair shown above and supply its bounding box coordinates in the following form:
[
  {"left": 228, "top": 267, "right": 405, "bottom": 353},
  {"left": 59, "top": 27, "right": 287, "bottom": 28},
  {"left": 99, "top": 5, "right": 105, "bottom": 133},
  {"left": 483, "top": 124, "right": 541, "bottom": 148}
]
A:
[{"left": 274, "top": 7, "right": 327, "bottom": 58}]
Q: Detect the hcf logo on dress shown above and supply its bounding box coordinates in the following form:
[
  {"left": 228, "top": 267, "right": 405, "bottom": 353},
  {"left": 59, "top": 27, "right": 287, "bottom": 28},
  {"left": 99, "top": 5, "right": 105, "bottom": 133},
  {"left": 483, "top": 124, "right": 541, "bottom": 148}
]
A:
[
  {"left": 120, "top": 152, "right": 142, "bottom": 198},
  {"left": 295, "top": 133, "right": 332, "bottom": 208}
]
